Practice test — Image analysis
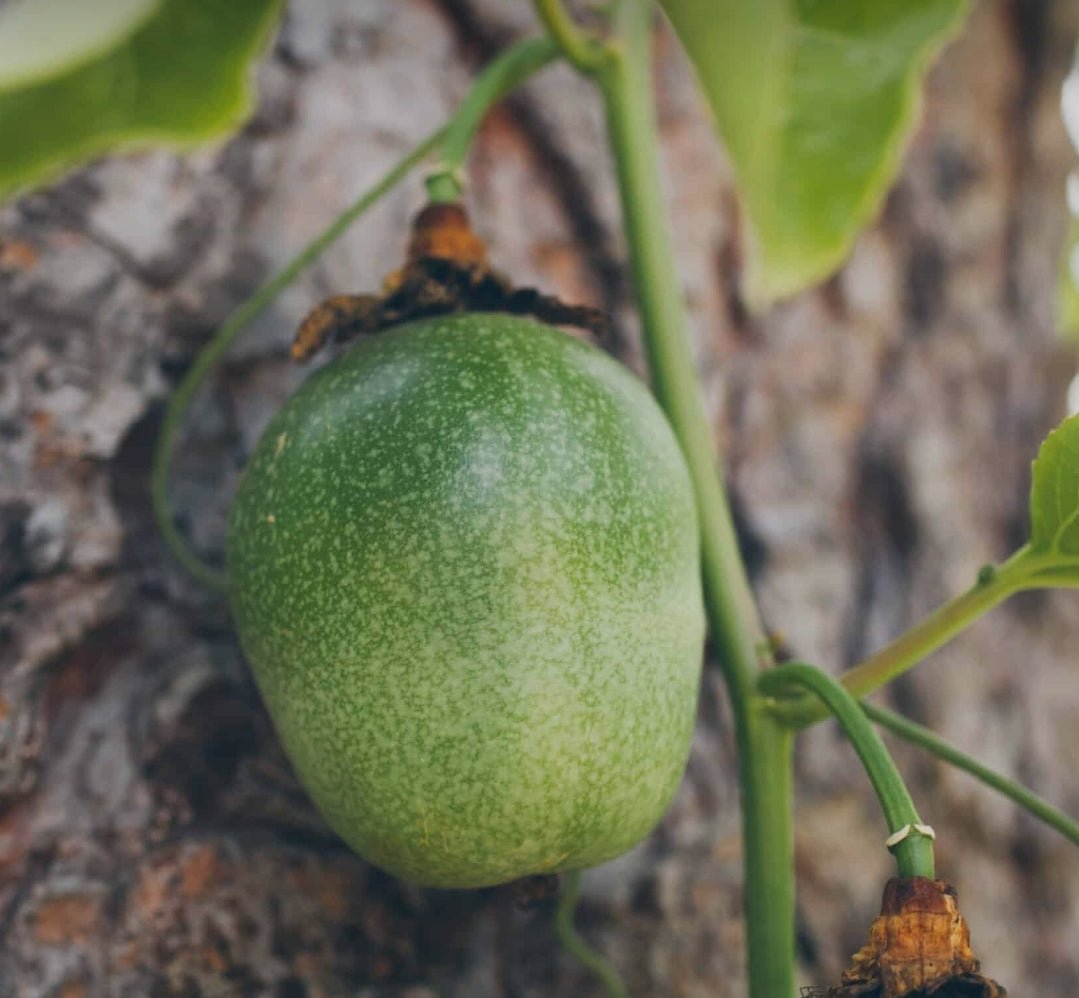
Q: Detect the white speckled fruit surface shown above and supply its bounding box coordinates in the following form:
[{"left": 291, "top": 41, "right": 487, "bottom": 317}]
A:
[{"left": 228, "top": 314, "right": 705, "bottom": 887}]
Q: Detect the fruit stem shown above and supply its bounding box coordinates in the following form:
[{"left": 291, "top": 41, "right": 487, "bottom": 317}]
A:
[
  {"left": 759, "top": 663, "right": 936, "bottom": 880},
  {"left": 425, "top": 36, "right": 561, "bottom": 204},
  {"left": 595, "top": 4, "right": 795, "bottom": 995},
  {"left": 155, "top": 37, "right": 563, "bottom": 590},
  {"left": 864, "top": 700, "right": 1079, "bottom": 849},
  {"left": 555, "top": 871, "right": 629, "bottom": 997}
]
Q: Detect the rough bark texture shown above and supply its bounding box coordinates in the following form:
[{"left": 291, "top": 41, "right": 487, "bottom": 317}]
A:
[{"left": 2, "top": 1, "right": 1079, "bottom": 995}]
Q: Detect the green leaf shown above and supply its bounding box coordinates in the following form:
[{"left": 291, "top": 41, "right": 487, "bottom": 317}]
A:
[
  {"left": 0, "top": 0, "right": 160, "bottom": 92},
  {"left": 657, "top": 0, "right": 969, "bottom": 304},
  {"left": 1020, "top": 564, "right": 1079, "bottom": 588},
  {"left": 1030, "top": 413, "right": 1079, "bottom": 559},
  {"left": 0, "top": 0, "right": 285, "bottom": 203}
]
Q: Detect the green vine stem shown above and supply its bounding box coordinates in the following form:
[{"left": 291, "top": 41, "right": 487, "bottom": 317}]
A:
[
  {"left": 864, "top": 701, "right": 1079, "bottom": 848},
  {"left": 596, "top": 8, "right": 766, "bottom": 705},
  {"left": 154, "top": 37, "right": 561, "bottom": 589},
  {"left": 533, "top": 0, "right": 607, "bottom": 74},
  {"left": 772, "top": 552, "right": 1031, "bottom": 729},
  {"left": 759, "top": 664, "right": 936, "bottom": 879},
  {"left": 424, "top": 36, "right": 560, "bottom": 204},
  {"left": 593, "top": 4, "right": 794, "bottom": 996},
  {"left": 554, "top": 871, "right": 629, "bottom": 998}
]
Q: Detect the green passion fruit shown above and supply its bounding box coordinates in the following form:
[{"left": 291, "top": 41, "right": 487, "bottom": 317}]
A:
[{"left": 227, "top": 313, "right": 705, "bottom": 888}]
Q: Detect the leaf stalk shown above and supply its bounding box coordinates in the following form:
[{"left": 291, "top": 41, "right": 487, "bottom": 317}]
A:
[{"left": 772, "top": 551, "right": 1032, "bottom": 728}]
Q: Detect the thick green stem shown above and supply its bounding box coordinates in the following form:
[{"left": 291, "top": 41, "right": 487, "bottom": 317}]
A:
[
  {"left": 598, "top": 1, "right": 765, "bottom": 705},
  {"left": 760, "top": 664, "right": 936, "bottom": 879},
  {"left": 596, "top": 5, "right": 793, "bottom": 996},
  {"left": 865, "top": 701, "right": 1079, "bottom": 848},
  {"left": 151, "top": 127, "right": 444, "bottom": 591},
  {"left": 554, "top": 871, "right": 629, "bottom": 998},
  {"left": 425, "top": 36, "right": 560, "bottom": 204},
  {"left": 738, "top": 706, "right": 794, "bottom": 987}
]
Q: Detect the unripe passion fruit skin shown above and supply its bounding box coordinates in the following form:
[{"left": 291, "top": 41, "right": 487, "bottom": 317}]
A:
[{"left": 228, "top": 314, "right": 705, "bottom": 888}]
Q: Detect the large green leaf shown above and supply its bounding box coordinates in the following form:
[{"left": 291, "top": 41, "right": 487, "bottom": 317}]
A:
[
  {"left": 0, "top": 0, "right": 284, "bottom": 203},
  {"left": 0, "top": 0, "right": 160, "bottom": 92},
  {"left": 657, "top": 0, "right": 969, "bottom": 304},
  {"left": 1030, "top": 413, "right": 1079, "bottom": 560}
]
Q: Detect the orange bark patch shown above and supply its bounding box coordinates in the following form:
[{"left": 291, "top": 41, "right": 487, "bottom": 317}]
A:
[
  {"left": 30, "top": 410, "right": 54, "bottom": 436},
  {"left": 131, "top": 861, "right": 173, "bottom": 916},
  {"left": 32, "top": 894, "right": 103, "bottom": 945},
  {"left": 0, "top": 239, "right": 39, "bottom": 272},
  {"left": 317, "top": 876, "right": 348, "bottom": 920},
  {"left": 287, "top": 866, "right": 349, "bottom": 919},
  {"left": 179, "top": 844, "right": 220, "bottom": 898},
  {"left": 56, "top": 981, "right": 88, "bottom": 998},
  {"left": 201, "top": 945, "right": 227, "bottom": 972}
]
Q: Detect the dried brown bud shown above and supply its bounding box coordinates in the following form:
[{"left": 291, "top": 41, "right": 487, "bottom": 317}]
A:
[
  {"left": 290, "top": 201, "right": 608, "bottom": 362},
  {"left": 405, "top": 202, "right": 489, "bottom": 269},
  {"left": 828, "top": 877, "right": 1007, "bottom": 997}
]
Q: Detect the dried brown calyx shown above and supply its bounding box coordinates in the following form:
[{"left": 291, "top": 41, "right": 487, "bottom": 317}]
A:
[
  {"left": 827, "top": 877, "right": 1007, "bottom": 997},
  {"left": 290, "top": 202, "right": 608, "bottom": 363}
]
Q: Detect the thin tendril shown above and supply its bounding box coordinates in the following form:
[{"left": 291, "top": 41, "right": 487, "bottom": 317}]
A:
[
  {"left": 151, "top": 128, "right": 444, "bottom": 591},
  {"left": 153, "top": 37, "right": 564, "bottom": 590},
  {"left": 554, "top": 871, "right": 629, "bottom": 998},
  {"left": 865, "top": 701, "right": 1079, "bottom": 849}
]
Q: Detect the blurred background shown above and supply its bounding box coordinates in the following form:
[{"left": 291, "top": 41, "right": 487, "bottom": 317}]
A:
[{"left": 2, "top": 1, "right": 1079, "bottom": 994}]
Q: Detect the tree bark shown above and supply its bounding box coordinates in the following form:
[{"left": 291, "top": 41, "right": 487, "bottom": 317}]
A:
[{"left": 2, "top": 1, "right": 1078, "bottom": 995}]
